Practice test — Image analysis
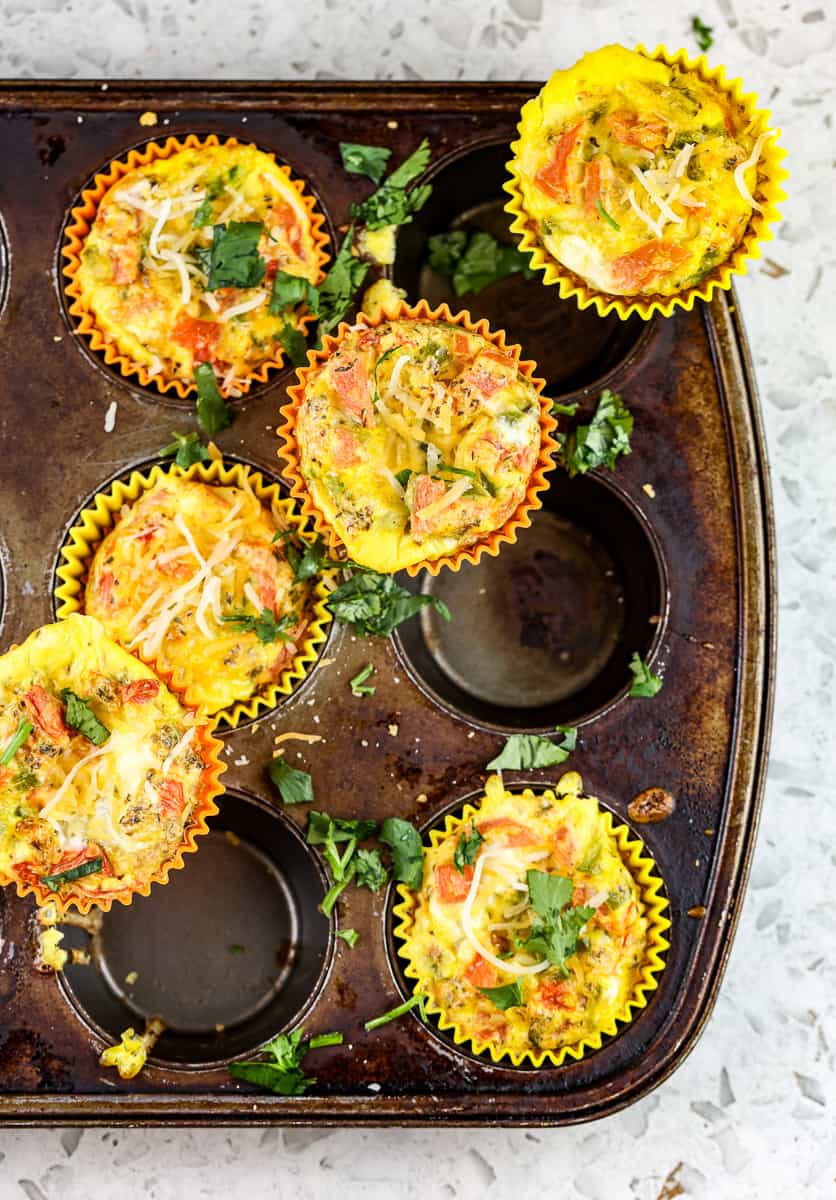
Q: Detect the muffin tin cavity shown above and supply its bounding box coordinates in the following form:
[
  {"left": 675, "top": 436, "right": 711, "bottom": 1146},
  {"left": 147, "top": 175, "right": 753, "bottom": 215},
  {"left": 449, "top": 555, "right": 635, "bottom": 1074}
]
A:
[
  {"left": 393, "top": 140, "right": 650, "bottom": 397},
  {"left": 394, "top": 470, "right": 667, "bottom": 731},
  {"left": 58, "top": 790, "right": 333, "bottom": 1068}
]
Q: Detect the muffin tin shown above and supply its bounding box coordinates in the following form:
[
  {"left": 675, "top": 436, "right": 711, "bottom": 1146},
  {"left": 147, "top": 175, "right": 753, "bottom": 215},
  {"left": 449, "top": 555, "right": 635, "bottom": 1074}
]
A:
[{"left": 0, "top": 80, "right": 775, "bottom": 1125}]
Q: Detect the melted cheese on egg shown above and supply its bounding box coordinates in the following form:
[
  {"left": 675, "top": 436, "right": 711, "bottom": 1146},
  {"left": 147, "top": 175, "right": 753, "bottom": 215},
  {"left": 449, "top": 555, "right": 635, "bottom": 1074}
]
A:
[
  {"left": 514, "top": 44, "right": 767, "bottom": 296},
  {"left": 405, "top": 773, "right": 649, "bottom": 1057},
  {"left": 84, "top": 475, "right": 312, "bottom": 716},
  {"left": 0, "top": 615, "right": 212, "bottom": 901},
  {"left": 295, "top": 319, "right": 543, "bottom": 572}
]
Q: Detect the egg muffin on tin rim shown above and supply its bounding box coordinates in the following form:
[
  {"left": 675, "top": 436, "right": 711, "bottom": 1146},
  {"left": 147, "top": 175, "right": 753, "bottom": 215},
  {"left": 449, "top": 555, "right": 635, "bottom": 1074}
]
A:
[
  {"left": 0, "top": 615, "right": 225, "bottom": 913},
  {"left": 505, "top": 44, "right": 787, "bottom": 320},
  {"left": 393, "top": 771, "right": 670, "bottom": 1068},
  {"left": 278, "top": 299, "right": 558, "bottom": 576},
  {"left": 54, "top": 458, "right": 334, "bottom": 729},
  {"left": 62, "top": 134, "right": 329, "bottom": 397}
]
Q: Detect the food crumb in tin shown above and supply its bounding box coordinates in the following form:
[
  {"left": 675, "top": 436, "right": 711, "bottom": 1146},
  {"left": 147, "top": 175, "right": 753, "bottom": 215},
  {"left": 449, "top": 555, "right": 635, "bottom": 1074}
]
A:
[
  {"left": 361, "top": 739, "right": 368, "bottom": 747},
  {"left": 386, "top": 120, "right": 398, "bottom": 129},
  {"left": 225, "top": 830, "right": 241, "bottom": 847},
  {"left": 103, "top": 400, "right": 117, "bottom": 433},
  {"left": 643, "top": 483, "right": 656, "bottom": 498},
  {"left": 125, "top": 971, "right": 138, "bottom": 986},
  {"left": 234, "top": 755, "right": 249, "bottom": 766},
  {"left": 368, "top": 1082, "right": 382, "bottom": 1091},
  {"left": 416, "top": 792, "right": 428, "bottom": 805},
  {"left": 467, "top": 731, "right": 475, "bottom": 738},
  {"left": 216, "top": 1024, "right": 225, "bottom": 1033},
  {"left": 705, "top": 828, "right": 715, "bottom": 836},
  {"left": 687, "top": 906, "right": 707, "bottom": 918},
  {"left": 53, "top": 336, "right": 62, "bottom": 342},
  {"left": 76, "top": 115, "right": 83, "bottom": 124},
  {"left": 139, "top": 111, "right": 158, "bottom": 127},
  {"left": 388, "top": 723, "right": 399, "bottom": 736}
]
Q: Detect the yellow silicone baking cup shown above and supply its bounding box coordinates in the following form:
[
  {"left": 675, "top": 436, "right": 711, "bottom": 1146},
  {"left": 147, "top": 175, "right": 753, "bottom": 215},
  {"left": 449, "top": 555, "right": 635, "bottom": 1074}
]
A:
[
  {"left": 277, "top": 298, "right": 558, "bottom": 577},
  {"left": 504, "top": 43, "right": 788, "bottom": 321},
  {"left": 4, "top": 694, "right": 226, "bottom": 917},
  {"left": 60, "top": 133, "right": 330, "bottom": 397},
  {"left": 53, "top": 458, "right": 334, "bottom": 728},
  {"left": 392, "top": 788, "right": 671, "bottom": 1069}
]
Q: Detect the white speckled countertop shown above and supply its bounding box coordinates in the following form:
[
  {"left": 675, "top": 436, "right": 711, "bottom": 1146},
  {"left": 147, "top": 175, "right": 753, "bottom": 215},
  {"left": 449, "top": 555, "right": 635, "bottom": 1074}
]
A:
[{"left": 0, "top": 0, "right": 834, "bottom": 1196}]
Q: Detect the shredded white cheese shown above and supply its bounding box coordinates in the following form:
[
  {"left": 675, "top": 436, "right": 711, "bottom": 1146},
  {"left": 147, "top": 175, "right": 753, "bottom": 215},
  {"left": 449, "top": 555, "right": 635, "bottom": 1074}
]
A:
[
  {"left": 220, "top": 292, "right": 267, "bottom": 322},
  {"left": 734, "top": 131, "right": 771, "bottom": 213},
  {"left": 161, "top": 727, "right": 196, "bottom": 776}
]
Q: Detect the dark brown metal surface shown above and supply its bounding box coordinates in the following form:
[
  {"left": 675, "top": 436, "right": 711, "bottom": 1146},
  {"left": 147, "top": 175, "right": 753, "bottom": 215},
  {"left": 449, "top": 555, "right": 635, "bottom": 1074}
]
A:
[{"left": 0, "top": 81, "right": 775, "bottom": 1126}]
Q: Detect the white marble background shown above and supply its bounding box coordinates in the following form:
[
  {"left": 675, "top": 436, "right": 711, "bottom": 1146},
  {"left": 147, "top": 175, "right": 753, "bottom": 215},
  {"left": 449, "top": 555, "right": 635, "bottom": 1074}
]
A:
[{"left": 1, "top": 0, "right": 834, "bottom": 1196}]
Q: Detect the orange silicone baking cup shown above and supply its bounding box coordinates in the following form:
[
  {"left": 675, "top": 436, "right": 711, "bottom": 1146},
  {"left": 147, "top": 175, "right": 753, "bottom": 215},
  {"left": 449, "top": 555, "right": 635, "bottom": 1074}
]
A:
[
  {"left": 504, "top": 44, "right": 788, "bottom": 321},
  {"left": 277, "top": 298, "right": 558, "bottom": 577},
  {"left": 2, "top": 647, "right": 226, "bottom": 917},
  {"left": 53, "top": 458, "right": 334, "bottom": 729},
  {"left": 60, "top": 133, "right": 330, "bottom": 398},
  {"left": 392, "top": 776, "right": 671, "bottom": 1069}
]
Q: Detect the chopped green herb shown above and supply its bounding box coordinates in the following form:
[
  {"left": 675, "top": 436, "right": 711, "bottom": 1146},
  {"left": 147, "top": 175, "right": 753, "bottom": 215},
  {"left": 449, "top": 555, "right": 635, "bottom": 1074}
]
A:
[
  {"left": 595, "top": 198, "right": 621, "bottom": 231},
  {"left": 268, "top": 755, "right": 314, "bottom": 806},
  {"left": 276, "top": 322, "right": 309, "bottom": 367},
  {"left": 379, "top": 817, "right": 423, "bottom": 889},
  {"left": 522, "top": 870, "right": 595, "bottom": 976},
  {"left": 478, "top": 980, "right": 523, "bottom": 1011},
  {"left": 306, "top": 812, "right": 378, "bottom": 848},
  {"left": 306, "top": 811, "right": 378, "bottom": 917},
  {"left": 277, "top": 531, "right": 343, "bottom": 581},
  {"left": 559, "top": 388, "right": 633, "bottom": 477},
  {"left": 60, "top": 689, "right": 110, "bottom": 746},
  {"left": 40, "top": 857, "right": 103, "bottom": 894},
  {"left": 229, "top": 1028, "right": 343, "bottom": 1095},
  {"left": 628, "top": 652, "right": 663, "bottom": 698},
  {"left": 551, "top": 400, "right": 579, "bottom": 417},
  {"left": 203, "top": 220, "right": 266, "bottom": 290},
  {"left": 365, "top": 992, "right": 426, "bottom": 1031},
  {"left": 159, "top": 430, "right": 210, "bottom": 470},
  {"left": 351, "top": 139, "right": 432, "bottom": 231},
  {"left": 12, "top": 768, "right": 39, "bottom": 792},
  {"left": 326, "top": 571, "right": 451, "bottom": 638},
  {"left": 691, "top": 14, "right": 714, "bottom": 52},
  {"left": 194, "top": 362, "right": 232, "bottom": 435},
  {"left": 222, "top": 608, "right": 295, "bottom": 644},
  {"left": 428, "top": 228, "right": 535, "bottom": 296},
  {"left": 336, "top": 928, "right": 360, "bottom": 948},
  {"left": 426, "top": 230, "right": 467, "bottom": 277},
  {"left": 228, "top": 944, "right": 246, "bottom": 954},
  {"left": 486, "top": 726, "right": 577, "bottom": 771},
  {"left": 268, "top": 269, "right": 318, "bottom": 317},
  {"left": 0, "top": 718, "right": 33, "bottom": 767},
  {"left": 350, "top": 663, "right": 376, "bottom": 697},
  {"left": 394, "top": 468, "right": 413, "bottom": 489},
  {"left": 453, "top": 822, "right": 484, "bottom": 873},
  {"left": 192, "top": 199, "right": 213, "bottom": 228},
  {"left": 340, "top": 141, "right": 392, "bottom": 184},
  {"left": 315, "top": 228, "right": 370, "bottom": 333},
  {"left": 352, "top": 847, "right": 389, "bottom": 891}
]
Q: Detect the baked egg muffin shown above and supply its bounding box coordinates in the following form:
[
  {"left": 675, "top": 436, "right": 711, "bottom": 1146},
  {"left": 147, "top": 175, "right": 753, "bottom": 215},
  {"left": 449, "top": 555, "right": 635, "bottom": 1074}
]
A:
[
  {"left": 287, "top": 317, "right": 546, "bottom": 573},
  {"left": 0, "top": 615, "right": 222, "bottom": 909},
  {"left": 84, "top": 473, "right": 314, "bottom": 717},
  {"left": 510, "top": 44, "right": 774, "bottom": 298},
  {"left": 400, "top": 773, "right": 654, "bottom": 1061},
  {"left": 69, "top": 140, "right": 325, "bottom": 394}
]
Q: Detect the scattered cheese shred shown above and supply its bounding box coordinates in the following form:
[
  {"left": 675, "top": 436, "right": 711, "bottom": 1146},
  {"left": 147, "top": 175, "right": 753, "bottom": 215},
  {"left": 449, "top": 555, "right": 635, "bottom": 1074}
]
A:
[{"left": 734, "top": 131, "right": 771, "bottom": 213}]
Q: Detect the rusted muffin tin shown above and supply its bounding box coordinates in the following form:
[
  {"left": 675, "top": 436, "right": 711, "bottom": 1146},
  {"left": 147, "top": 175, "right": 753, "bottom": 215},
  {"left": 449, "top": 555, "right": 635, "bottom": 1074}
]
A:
[{"left": 0, "top": 81, "right": 775, "bottom": 1126}]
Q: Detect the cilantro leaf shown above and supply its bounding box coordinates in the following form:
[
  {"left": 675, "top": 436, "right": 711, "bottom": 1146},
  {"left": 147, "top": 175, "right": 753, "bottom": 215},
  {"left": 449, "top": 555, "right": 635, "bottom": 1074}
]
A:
[
  {"left": 306, "top": 812, "right": 378, "bottom": 848},
  {"left": 522, "top": 869, "right": 595, "bottom": 976},
  {"left": 428, "top": 229, "right": 535, "bottom": 296},
  {"left": 349, "top": 663, "right": 376, "bottom": 697},
  {"left": 486, "top": 726, "right": 577, "bottom": 771},
  {"left": 40, "top": 856, "right": 103, "bottom": 894},
  {"left": 268, "top": 269, "right": 318, "bottom": 318},
  {"left": 691, "top": 14, "right": 714, "bottom": 52},
  {"left": 340, "top": 141, "right": 392, "bottom": 184},
  {"left": 192, "top": 199, "right": 213, "bottom": 228},
  {"left": 60, "top": 689, "right": 110, "bottom": 745},
  {"left": 478, "top": 980, "right": 523, "bottom": 1011},
  {"left": 159, "top": 430, "right": 210, "bottom": 470},
  {"left": 0, "top": 718, "right": 32, "bottom": 767},
  {"left": 203, "top": 220, "right": 266, "bottom": 290},
  {"left": 229, "top": 1028, "right": 343, "bottom": 1095},
  {"left": 326, "top": 571, "right": 451, "bottom": 638},
  {"left": 560, "top": 389, "right": 633, "bottom": 477},
  {"left": 336, "top": 928, "right": 360, "bottom": 948},
  {"left": 306, "top": 810, "right": 378, "bottom": 917},
  {"left": 276, "top": 322, "right": 309, "bottom": 367},
  {"left": 268, "top": 755, "right": 314, "bottom": 806},
  {"left": 426, "top": 230, "right": 467, "bottom": 277},
  {"left": 552, "top": 400, "right": 579, "bottom": 417},
  {"left": 365, "top": 992, "right": 426, "bottom": 1031},
  {"left": 453, "top": 822, "right": 484, "bottom": 873},
  {"left": 380, "top": 817, "right": 423, "bottom": 889},
  {"left": 394, "top": 469, "right": 412, "bottom": 489},
  {"left": 194, "top": 362, "right": 232, "bottom": 435},
  {"left": 351, "top": 138, "right": 432, "bottom": 230},
  {"left": 315, "top": 229, "right": 370, "bottom": 333},
  {"left": 353, "top": 847, "right": 389, "bottom": 891},
  {"left": 221, "top": 608, "right": 295, "bottom": 644},
  {"left": 628, "top": 652, "right": 663, "bottom": 698}
]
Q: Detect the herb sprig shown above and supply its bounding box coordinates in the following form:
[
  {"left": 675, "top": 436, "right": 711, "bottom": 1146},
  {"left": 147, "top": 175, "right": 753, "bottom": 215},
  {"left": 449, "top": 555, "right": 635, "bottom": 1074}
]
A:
[
  {"left": 628, "top": 653, "right": 663, "bottom": 698},
  {"left": 40, "top": 857, "right": 104, "bottom": 894},
  {"left": 221, "top": 608, "right": 296, "bottom": 644},
  {"left": 340, "top": 142, "right": 393, "bottom": 185},
  {"left": 194, "top": 362, "right": 232, "bottom": 435},
  {"left": 427, "top": 228, "right": 535, "bottom": 296},
  {"left": 521, "top": 870, "right": 595, "bottom": 976},
  {"left": 559, "top": 389, "right": 633, "bottom": 477},
  {"left": 159, "top": 431, "right": 210, "bottom": 469},
  {"left": 326, "top": 571, "right": 451, "bottom": 638},
  {"left": 268, "top": 755, "right": 315, "bottom": 806},
  {"left": 351, "top": 139, "right": 432, "bottom": 230},
  {"left": 60, "top": 690, "right": 110, "bottom": 746},
  {"left": 487, "top": 726, "right": 577, "bottom": 771},
  {"left": 229, "top": 1029, "right": 343, "bottom": 1095}
]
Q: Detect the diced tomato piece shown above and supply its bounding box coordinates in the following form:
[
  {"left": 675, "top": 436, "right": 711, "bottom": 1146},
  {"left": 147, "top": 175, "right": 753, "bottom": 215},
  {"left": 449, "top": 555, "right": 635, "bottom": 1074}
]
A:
[
  {"left": 611, "top": 240, "right": 689, "bottom": 292},
  {"left": 134, "top": 522, "right": 162, "bottom": 545},
  {"left": 97, "top": 570, "right": 115, "bottom": 608},
  {"left": 0, "top": 767, "right": 10, "bottom": 789},
  {"left": 109, "top": 248, "right": 138, "bottom": 285},
  {"left": 434, "top": 863, "right": 473, "bottom": 902},
  {"left": 50, "top": 845, "right": 112, "bottom": 878},
  {"left": 271, "top": 200, "right": 303, "bottom": 257},
  {"left": 410, "top": 475, "right": 447, "bottom": 537},
  {"left": 171, "top": 315, "right": 220, "bottom": 362},
  {"left": 512, "top": 444, "right": 537, "bottom": 474},
  {"left": 607, "top": 110, "right": 667, "bottom": 152},
  {"left": 453, "top": 332, "right": 470, "bottom": 356},
  {"left": 238, "top": 540, "right": 279, "bottom": 612},
  {"left": 583, "top": 154, "right": 616, "bottom": 216},
  {"left": 158, "top": 779, "right": 185, "bottom": 816},
  {"left": 463, "top": 956, "right": 500, "bottom": 990},
  {"left": 330, "top": 356, "right": 373, "bottom": 427},
  {"left": 24, "top": 686, "right": 69, "bottom": 742},
  {"left": 333, "top": 426, "right": 361, "bottom": 468},
  {"left": 478, "top": 817, "right": 538, "bottom": 847},
  {"left": 572, "top": 881, "right": 589, "bottom": 906},
  {"left": 459, "top": 351, "right": 516, "bottom": 399},
  {"left": 551, "top": 825, "right": 576, "bottom": 870},
  {"left": 537, "top": 978, "right": 574, "bottom": 1010},
  {"left": 479, "top": 348, "right": 515, "bottom": 369},
  {"left": 157, "top": 557, "right": 193, "bottom": 580},
  {"left": 534, "top": 121, "right": 584, "bottom": 202},
  {"left": 474, "top": 1019, "right": 507, "bottom": 1043},
  {"left": 119, "top": 679, "right": 160, "bottom": 705}
]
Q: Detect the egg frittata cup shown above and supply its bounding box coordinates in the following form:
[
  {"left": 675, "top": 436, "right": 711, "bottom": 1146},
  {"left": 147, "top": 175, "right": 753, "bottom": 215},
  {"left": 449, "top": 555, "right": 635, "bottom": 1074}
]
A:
[
  {"left": 277, "top": 298, "right": 559, "bottom": 577},
  {"left": 0, "top": 618, "right": 227, "bottom": 917},
  {"left": 54, "top": 458, "right": 334, "bottom": 729},
  {"left": 392, "top": 784, "right": 671, "bottom": 1069},
  {"left": 504, "top": 44, "right": 788, "bottom": 322},
  {"left": 60, "top": 133, "right": 330, "bottom": 398}
]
